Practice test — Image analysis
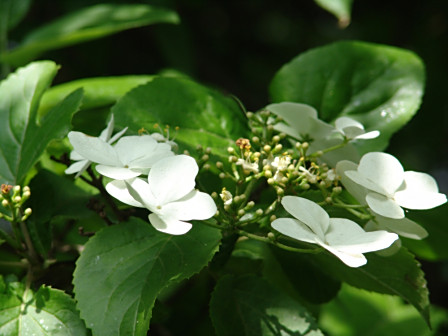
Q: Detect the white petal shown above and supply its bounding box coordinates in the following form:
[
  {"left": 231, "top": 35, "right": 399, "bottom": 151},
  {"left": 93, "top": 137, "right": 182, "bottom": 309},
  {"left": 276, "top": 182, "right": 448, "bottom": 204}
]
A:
[
  {"left": 65, "top": 160, "right": 89, "bottom": 175},
  {"left": 70, "top": 150, "right": 84, "bottom": 161},
  {"left": 336, "top": 160, "right": 368, "bottom": 205},
  {"left": 161, "top": 190, "right": 216, "bottom": 221},
  {"left": 373, "top": 216, "right": 428, "bottom": 240},
  {"left": 68, "top": 131, "right": 121, "bottom": 166},
  {"left": 320, "top": 243, "right": 368, "bottom": 268},
  {"left": 271, "top": 218, "right": 318, "bottom": 244},
  {"left": 108, "top": 127, "right": 128, "bottom": 144},
  {"left": 147, "top": 155, "right": 198, "bottom": 204},
  {"left": 125, "top": 177, "right": 158, "bottom": 210},
  {"left": 394, "top": 171, "right": 447, "bottom": 210},
  {"left": 114, "top": 135, "right": 158, "bottom": 165},
  {"left": 366, "top": 192, "right": 404, "bottom": 219},
  {"left": 96, "top": 165, "right": 142, "bottom": 180},
  {"left": 105, "top": 180, "right": 144, "bottom": 207},
  {"left": 148, "top": 213, "right": 192, "bottom": 235},
  {"left": 353, "top": 130, "right": 380, "bottom": 140},
  {"left": 357, "top": 152, "right": 404, "bottom": 196},
  {"left": 280, "top": 196, "right": 329, "bottom": 239},
  {"left": 335, "top": 116, "right": 364, "bottom": 131},
  {"left": 130, "top": 143, "right": 174, "bottom": 168},
  {"left": 99, "top": 114, "right": 115, "bottom": 141},
  {"left": 327, "top": 218, "right": 398, "bottom": 254},
  {"left": 345, "top": 170, "right": 388, "bottom": 196}
]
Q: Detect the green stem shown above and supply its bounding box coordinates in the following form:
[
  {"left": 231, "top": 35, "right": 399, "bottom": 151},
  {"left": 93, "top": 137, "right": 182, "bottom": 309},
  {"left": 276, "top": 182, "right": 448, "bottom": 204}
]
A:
[
  {"left": 0, "top": 260, "right": 28, "bottom": 268},
  {"left": 20, "top": 221, "right": 40, "bottom": 264},
  {"left": 310, "top": 139, "right": 349, "bottom": 156}
]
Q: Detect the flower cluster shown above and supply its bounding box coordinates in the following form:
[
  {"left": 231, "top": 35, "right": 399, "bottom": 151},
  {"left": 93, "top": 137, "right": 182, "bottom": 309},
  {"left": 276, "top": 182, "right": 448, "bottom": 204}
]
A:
[{"left": 66, "top": 116, "right": 217, "bottom": 235}]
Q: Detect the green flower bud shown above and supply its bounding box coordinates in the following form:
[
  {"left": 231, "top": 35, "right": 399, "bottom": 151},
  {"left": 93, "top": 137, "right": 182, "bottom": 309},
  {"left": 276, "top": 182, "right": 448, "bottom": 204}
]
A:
[{"left": 255, "top": 209, "right": 263, "bottom": 216}]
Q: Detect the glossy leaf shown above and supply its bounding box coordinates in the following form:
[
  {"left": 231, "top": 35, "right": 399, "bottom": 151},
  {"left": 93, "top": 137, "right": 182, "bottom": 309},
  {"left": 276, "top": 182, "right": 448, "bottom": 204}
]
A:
[
  {"left": 73, "top": 217, "right": 221, "bottom": 336},
  {"left": 314, "top": 0, "right": 353, "bottom": 27},
  {"left": 210, "top": 274, "right": 324, "bottom": 336},
  {"left": 0, "top": 0, "right": 31, "bottom": 31},
  {"left": 269, "top": 41, "right": 425, "bottom": 153},
  {"left": 112, "top": 76, "right": 249, "bottom": 158},
  {"left": 0, "top": 277, "right": 87, "bottom": 335},
  {"left": 38, "top": 75, "right": 155, "bottom": 116},
  {"left": 0, "top": 61, "right": 83, "bottom": 185},
  {"left": 1, "top": 4, "right": 180, "bottom": 66},
  {"left": 320, "top": 285, "right": 448, "bottom": 335},
  {"left": 311, "top": 247, "right": 430, "bottom": 326}
]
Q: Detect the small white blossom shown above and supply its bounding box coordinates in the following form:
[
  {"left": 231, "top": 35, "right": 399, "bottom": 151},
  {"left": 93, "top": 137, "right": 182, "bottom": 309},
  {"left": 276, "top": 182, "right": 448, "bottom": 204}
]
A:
[
  {"left": 105, "top": 155, "right": 217, "bottom": 235},
  {"left": 236, "top": 158, "right": 259, "bottom": 174},
  {"left": 334, "top": 116, "right": 380, "bottom": 140},
  {"left": 344, "top": 152, "right": 447, "bottom": 219},
  {"left": 271, "top": 196, "right": 398, "bottom": 267},
  {"left": 67, "top": 133, "right": 174, "bottom": 180},
  {"left": 220, "top": 188, "right": 233, "bottom": 205},
  {"left": 65, "top": 115, "right": 127, "bottom": 178},
  {"left": 271, "top": 154, "right": 291, "bottom": 181}
]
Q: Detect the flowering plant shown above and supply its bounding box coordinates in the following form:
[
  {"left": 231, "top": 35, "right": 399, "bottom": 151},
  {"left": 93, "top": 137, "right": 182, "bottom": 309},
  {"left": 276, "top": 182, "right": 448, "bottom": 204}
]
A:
[{"left": 0, "top": 2, "right": 447, "bottom": 336}]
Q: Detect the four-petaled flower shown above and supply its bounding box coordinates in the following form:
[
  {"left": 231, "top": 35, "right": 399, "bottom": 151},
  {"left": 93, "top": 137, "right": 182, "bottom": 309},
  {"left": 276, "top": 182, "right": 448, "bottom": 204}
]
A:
[
  {"left": 67, "top": 133, "right": 174, "bottom": 180},
  {"left": 65, "top": 114, "right": 127, "bottom": 178},
  {"left": 334, "top": 116, "right": 380, "bottom": 140},
  {"left": 344, "top": 152, "right": 447, "bottom": 219},
  {"left": 271, "top": 196, "right": 398, "bottom": 267},
  {"left": 106, "top": 155, "right": 217, "bottom": 235}
]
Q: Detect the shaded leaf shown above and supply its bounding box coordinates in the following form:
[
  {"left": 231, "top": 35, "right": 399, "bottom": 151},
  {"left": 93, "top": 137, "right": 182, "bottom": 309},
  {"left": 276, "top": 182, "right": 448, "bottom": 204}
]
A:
[
  {"left": 0, "top": 61, "right": 83, "bottom": 185},
  {"left": 112, "top": 76, "right": 249, "bottom": 158},
  {"left": 210, "top": 274, "right": 324, "bottom": 336},
  {"left": 0, "top": 0, "right": 31, "bottom": 31},
  {"left": 73, "top": 217, "right": 221, "bottom": 336},
  {"left": 1, "top": 4, "right": 180, "bottom": 66},
  {"left": 269, "top": 41, "right": 425, "bottom": 153},
  {"left": 0, "top": 276, "right": 87, "bottom": 335}
]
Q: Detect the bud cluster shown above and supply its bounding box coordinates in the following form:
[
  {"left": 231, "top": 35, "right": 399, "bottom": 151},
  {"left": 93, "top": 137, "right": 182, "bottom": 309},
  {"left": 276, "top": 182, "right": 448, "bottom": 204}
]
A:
[{"left": 0, "top": 184, "right": 32, "bottom": 222}]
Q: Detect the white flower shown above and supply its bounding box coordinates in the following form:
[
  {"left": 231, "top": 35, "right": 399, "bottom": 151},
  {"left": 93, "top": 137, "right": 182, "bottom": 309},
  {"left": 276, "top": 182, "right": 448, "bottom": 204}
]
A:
[
  {"left": 65, "top": 114, "right": 127, "bottom": 178},
  {"left": 220, "top": 188, "right": 233, "bottom": 205},
  {"left": 266, "top": 102, "right": 359, "bottom": 166},
  {"left": 105, "top": 155, "right": 217, "bottom": 235},
  {"left": 67, "top": 133, "right": 174, "bottom": 180},
  {"left": 236, "top": 158, "right": 259, "bottom": 174},
  {"left": 344, "top": 152, "right": 447, "bottom": 219},
  {"left": 271, "top": 196, "right": 398, "bottom": 267},
  {"left": 334, "top": 116, "right": 380, "bottom": 140},
  {"left": 271, "top": 154, "right": 291, "bottom": 181},
  {"left": 336, "top": 160, "right": 429, "bottom": 240}
]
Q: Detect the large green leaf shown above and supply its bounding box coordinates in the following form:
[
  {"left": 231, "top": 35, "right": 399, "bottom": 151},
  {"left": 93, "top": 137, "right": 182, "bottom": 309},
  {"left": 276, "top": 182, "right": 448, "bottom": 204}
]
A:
[
  {"left": 0, "top": 276, "right": 87, "bottom": 335},
  {"left": 319, "top": 284, "right": 448, "bottom": 336},
  {"left": 0, "top": 61, "right": 83, "bottom": 185},
  {"left": 39, "top": 75, "right": 155, "bottom": 116},
  {"left": 314, "top": 0, "right": 353, "bottom": 27},
  {"left": 112, "top": 76, "right": 249, "bottom": 158},
  {"left": 0, "top": 0, "right": 31, "bottom": 31},
  {"left": 311, "top": 247, "right": 430, "bottom": 326},
  {"left": 73, "top": 217, "right": 221, "bottom": 336},
  {"left": 269, "top": 41, "right": 425, "bottom": 153},
  {"left": 0, "top": 4, "right": 180, "bottom": 67},
  {"left": 210, "top": 274, "right": 324, "bottom": 336}
]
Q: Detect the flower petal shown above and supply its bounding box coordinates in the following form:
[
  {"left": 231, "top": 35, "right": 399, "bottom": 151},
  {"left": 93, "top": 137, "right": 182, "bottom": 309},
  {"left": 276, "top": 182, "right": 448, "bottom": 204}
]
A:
[
  {"left": 148, "top": 213, "right": 192, "bottom": 235},
  {"left": 327, "top": 218, "right": 398, "bottom": 254},
  {"left": 394, "top": 171, "right": 447, "bottom": 210},
  {"left": 336, "top": 160, "right": 368, "bottom": 205},
  {"left": 354, "top": 130, "right": 380, "bottom": 140},
  {"left": 161, "top": 190, "right": 216, "bottom": 221},
  {"left": 105, "top": 180, "right": 144, "bottom": 207},
  {"left": 98, "top": 114, "right": 115, "bottom": 141},
  {"left": 356, "top": 152, "right": 404, "bottom": 196},
  {"left": 96, "top": 165, "right": 142, "bottom": 180},
  {"left": 147, "top": 155, "right": 198, "bottom": 204},
  {"left": 114, "top": 135, "right": 158, "bottom": 165},
  {"left": 271, "top": 218, "right": 318, "bottom": 244},
  {"left": 370, "top": 216, "right": 428, "bottom": 240},
  {"left": 65, "top": 160, "right": 89, "bottom": 175},
  {"left": 125, "top": 177, "right": 158, "bottom": 210},
  {"left": 280, "top": 196, "right": 329, "bottom": 239},
  {"left": 366, "top": 192, "right": 404, "bottom": 219},
  {"left": 320, "top": 244, "right": 368, "bottom": 268},
  {"left": 68, "top": 131, "right": 120, "bottom": 166}
]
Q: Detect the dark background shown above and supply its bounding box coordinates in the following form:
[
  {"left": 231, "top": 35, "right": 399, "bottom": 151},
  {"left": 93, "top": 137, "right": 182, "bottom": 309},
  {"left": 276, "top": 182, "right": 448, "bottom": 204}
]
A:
[{"left": 9, "top": 0, "right": 448, "bottom": 314}]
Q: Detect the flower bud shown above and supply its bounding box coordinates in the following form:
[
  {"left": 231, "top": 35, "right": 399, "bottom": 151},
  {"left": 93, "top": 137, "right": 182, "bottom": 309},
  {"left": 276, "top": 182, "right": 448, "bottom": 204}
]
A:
[
  {"left": 301, "top": 142, "right": 309, "bottom": 150},
  {"left": 252, "top": 136, "right": 260, "bottom": 144},
  {"left": 272, "top": 135, "right": 280, "bottom": 143},
  {"left": 219, "top": 172, "right": 226, "bottom": 179},
  {"left": 227, "top": 147, "right": 235, "bottom": 154},
  {"left": 238, "top": 209, "right": 245, "bottom": 217},
  {"left": 263, "top": 145, "right": 271, "bottom": 153},
  {"left": 264, "top": 170, "right": 272, "bottom": 178},
  {"left": 267, "top": 232, "right": 275, "bottom": 240},
  {"left": 205, "top": 147, "right": 212, "bottom": 154},
  {"left": 246, "top": 111, "right": 254, "bottom": 119},
  {"left": 216, "top": 161, "right": 224, "bottom": 169},
  {"left": 201, "top": 154, "right": 209, "bottom": 161},
  {"left": 2, "top": 199, "right": 8, "bottom": 207},
  {"left": 267, "top": 178, "right": 275, "bottom": 185},
  {"left": 255, "top": 209, "right": 263, "bottom": 216},
  {"left": 270, "top": 215, "right": 277, "bottom": 222},
  {"left": 14, "top": 196, "right": 21, "bottom": 203},
  {"left": 245, "top": 201, "right": 255, "bottom": 210}
]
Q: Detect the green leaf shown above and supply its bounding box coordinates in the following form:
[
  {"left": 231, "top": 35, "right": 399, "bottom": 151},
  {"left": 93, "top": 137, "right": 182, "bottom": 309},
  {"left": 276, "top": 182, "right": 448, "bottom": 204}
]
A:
[
  {"left": 1, "top": 4, "right": 180, "bottom": 67},
  {"left": 0, "top": 0, "right": 31, "bottom": 31},
  {"left": 73, "top": 217, "right": 221, "bottom": 336},
  {"left": 210, "top": 274, "right": 324, "bottom": 336},
  {"left": 311, "top": 247, "right": 431, "bottom": 326},
  {"left": 319, "top": 284, "right": 448, "bottom": 336},
  {"left": 112, "top": 76, "right": 249, "bottom": 158},
  {"left": 39, "top": 75, "right": 155, "bottom": 117},
  {"left": 0, "top": 61, "right": 83, "bottom": 185},
  {"left": 314, "top": 0, "right": 353, "bottom": 27},
  {"left": 269, "top": 41, "right": 425, "bottom": 153},
  {"left": 0, "top": 277, "right": 87, "bottom": 335}
]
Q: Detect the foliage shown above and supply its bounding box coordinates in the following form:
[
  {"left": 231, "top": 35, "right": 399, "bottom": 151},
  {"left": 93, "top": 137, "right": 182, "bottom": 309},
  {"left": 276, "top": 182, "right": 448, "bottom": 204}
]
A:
[{"left": 0, "top": 2, "right": 446, "bottom": 336}]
